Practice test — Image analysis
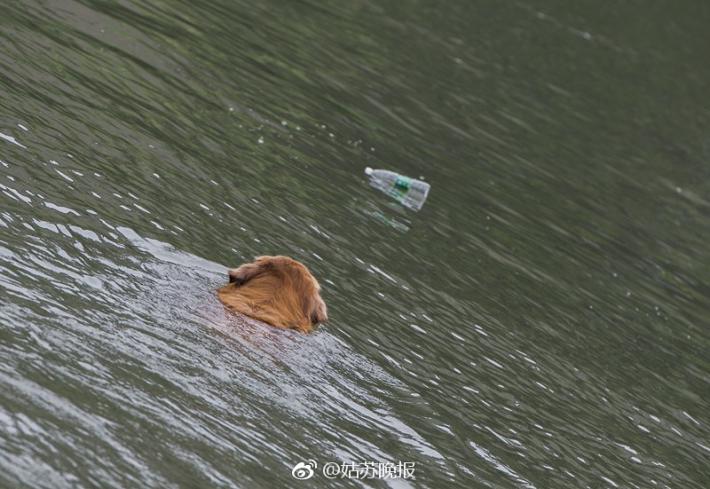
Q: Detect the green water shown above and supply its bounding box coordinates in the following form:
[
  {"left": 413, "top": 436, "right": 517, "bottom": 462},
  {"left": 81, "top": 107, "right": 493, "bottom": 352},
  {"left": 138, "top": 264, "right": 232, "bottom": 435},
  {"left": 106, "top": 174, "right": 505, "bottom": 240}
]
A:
[{"left": 1, "top": 1, "right": 709, "bottom": 488}]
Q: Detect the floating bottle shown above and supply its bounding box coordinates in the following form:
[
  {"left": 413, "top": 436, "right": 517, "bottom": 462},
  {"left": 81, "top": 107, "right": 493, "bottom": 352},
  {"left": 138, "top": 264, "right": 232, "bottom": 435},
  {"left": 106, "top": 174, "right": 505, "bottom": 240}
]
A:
[{"left": 364, "top": 167, "right": 430, "bottom": 211}]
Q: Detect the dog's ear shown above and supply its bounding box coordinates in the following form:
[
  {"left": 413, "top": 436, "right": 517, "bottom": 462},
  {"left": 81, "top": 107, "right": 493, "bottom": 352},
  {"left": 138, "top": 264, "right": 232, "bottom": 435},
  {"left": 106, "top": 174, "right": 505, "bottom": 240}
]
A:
[
  {"left": 309, "top": 296, "right": 328, "bottom": 325},
  {"left": 228, "top": 260, "right": 263, "bottom": 286}
]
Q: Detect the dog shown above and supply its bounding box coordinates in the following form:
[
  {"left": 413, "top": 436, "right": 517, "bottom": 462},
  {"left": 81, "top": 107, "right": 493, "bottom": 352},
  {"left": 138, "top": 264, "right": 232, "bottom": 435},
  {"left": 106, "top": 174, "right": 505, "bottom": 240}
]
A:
[{"left": 217, "top": 256, "right": 327, "bottom": 333}]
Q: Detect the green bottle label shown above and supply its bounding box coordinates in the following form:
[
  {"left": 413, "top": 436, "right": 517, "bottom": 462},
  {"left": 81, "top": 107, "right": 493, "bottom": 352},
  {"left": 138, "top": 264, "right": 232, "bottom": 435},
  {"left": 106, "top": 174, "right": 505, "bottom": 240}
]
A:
[{"left": 394, "top": 176, "right": 412, "bottom": 191}]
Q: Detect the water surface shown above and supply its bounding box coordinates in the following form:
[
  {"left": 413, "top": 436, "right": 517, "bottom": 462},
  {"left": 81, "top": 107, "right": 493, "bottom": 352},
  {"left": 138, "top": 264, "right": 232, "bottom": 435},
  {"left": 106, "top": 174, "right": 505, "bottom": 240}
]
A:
[{"left": 1, "top": 0, "right": 709, "bottom": 488}]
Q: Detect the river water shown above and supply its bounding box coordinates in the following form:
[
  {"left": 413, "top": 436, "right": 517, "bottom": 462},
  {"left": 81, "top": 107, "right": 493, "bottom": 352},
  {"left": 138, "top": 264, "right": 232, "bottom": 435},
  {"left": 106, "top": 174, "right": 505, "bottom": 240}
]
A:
[{"left": 1, "top": 1, "right": 709, "bottom": 488}]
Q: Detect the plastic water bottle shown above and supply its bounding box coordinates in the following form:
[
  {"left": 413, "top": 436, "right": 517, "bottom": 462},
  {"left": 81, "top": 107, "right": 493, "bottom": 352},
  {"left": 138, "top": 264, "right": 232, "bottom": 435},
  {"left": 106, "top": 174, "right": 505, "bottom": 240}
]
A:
[{"left": 364, "top": 167, "right": 430, "bottom": 211}]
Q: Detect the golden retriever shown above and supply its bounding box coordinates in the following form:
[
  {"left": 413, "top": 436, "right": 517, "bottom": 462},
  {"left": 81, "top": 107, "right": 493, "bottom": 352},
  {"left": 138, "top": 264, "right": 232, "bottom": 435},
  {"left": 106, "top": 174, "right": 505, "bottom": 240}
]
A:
[{"left": 217, "top": 256, "right": 327, "bottom": 333}]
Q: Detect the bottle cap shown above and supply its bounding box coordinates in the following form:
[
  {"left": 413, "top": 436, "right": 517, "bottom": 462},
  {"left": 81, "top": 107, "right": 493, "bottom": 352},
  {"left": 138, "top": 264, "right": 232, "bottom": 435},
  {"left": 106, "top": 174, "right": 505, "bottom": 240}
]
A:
[{"left": 364, "top": 167, "right": 373, "bottom": 175}]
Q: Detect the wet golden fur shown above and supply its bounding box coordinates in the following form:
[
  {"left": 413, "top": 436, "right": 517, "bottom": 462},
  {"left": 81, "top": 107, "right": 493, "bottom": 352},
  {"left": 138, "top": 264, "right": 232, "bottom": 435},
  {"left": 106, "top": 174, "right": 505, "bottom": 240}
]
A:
[{"left": 217, "top": 256, "right": 327, "bottom": 333}]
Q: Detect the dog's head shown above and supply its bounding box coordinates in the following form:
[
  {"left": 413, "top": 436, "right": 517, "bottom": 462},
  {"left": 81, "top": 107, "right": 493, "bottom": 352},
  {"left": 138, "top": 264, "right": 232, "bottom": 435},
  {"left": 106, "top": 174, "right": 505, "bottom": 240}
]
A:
[{"left": 224, "top": 256, "right": 327, "bottom": 329}]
